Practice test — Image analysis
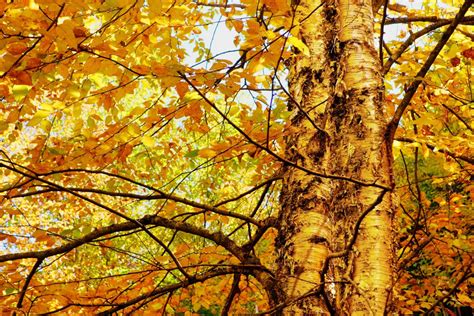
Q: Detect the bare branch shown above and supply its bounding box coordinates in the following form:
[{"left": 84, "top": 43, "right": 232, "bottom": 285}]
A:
[
  {"left": 397, "top": 236, "right": 434, "bottom": 270},
  {"left": 439, "top": 103, "right": 473, "bottom": 132},
  {"left": 6, "top": 185, "right": 261, "bottom": 226},
  {"left": 43, "top": 267, "right": 254, "bottom": 314},
  {"left": 0, "top": 160, "right": 194, "bottom": 278},
  {"left": 379, "top": 0, "right": 389, "bottom": 63},
  {"left": 458, "top": 28, "right": 474, "bottom": 40},
  {"left": 0, "top": 160, "right": 262, "bottom": 226},
  {"left": 214, "top": 176, "right": 282, "bottom": 207}
]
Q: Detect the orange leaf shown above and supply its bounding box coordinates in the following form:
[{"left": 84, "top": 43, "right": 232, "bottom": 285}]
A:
[
  {"left": 10, "top": 70, "right": 32, "bottom": 85},
  {"left": 176, "top": 81, "right": 188, "bottom": 98},
  {"left": 232, "top": 20, "right": 244, "bottom": 33},
  {"left": 7, "top": 42, "right": 28, "bottom": 55},
  {"left": 119, "top": 144, "right": 134, "bottom": 162},
  {"left": 26, "top": 57, "right": 42, "bottom": 68},
  {"left": 0, "top": 84, "right": 9, "bottom": 96},
  {"left": 131, "top": 65, "right": 150, "bottom": 74},
  {"left": 151, "top": 63, "right": 169, "bottom": 76},
  {"left": 73, "top": 27, "right": 88, "bottom": 38},
  {"left": 101, "top": 94, "right": 114, "bottom": 110}
]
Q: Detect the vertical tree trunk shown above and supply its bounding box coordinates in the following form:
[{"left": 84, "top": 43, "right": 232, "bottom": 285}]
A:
[{"left": 275, "top": 0, "right": 394, "bottom": 314}]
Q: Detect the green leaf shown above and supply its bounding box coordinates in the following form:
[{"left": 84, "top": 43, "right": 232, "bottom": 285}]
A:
[{"left": 185, "top": 149, "right": 199, "bottom": 158}]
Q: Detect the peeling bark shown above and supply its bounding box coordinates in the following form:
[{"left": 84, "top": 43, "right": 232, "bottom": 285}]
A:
[
  {"left": 275, "top": 0, "right": 395, "bottom": 314},
  {"left": 337, "top": 2, "right": 395, "bottom": 314}
]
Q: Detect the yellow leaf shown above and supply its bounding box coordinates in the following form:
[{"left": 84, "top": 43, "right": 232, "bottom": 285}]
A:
[
  {"left": 191, "top": 295, "right": 201, "bottom": 312},
  {"left": 457, "top": 293, "right": 472, "bottom": 304},
  {"left": 57, "top": 19, "right": 79, "bottom": 49},
  {"left": 183, "top": 91, "right": 201, "bottom": 102},
  {"left": 28, "top": 109, "right": 51, "bottom": 126},
  {"left": 198, "top": 148, "right": 216, "bottom": 158},
  {"left": 127, "top": 123, "right": 141, "bottom": 137},
  {"left": 288, "top": 36, "right": 310, "bottom": 56},
  {"left": 66, "top": 84, "right": 82, "bottom": 98},
  {"left": 445, "top": 43, "right": 459, "bottom": 59},
  {"left": 82, "top": 79, "right": 92, "bottom": 92},
  {"left": 148, "top": 0, "right": 162, "bottom": 17},
  {"left": 264, "top": 30, "right": 276, "bottom": 40},
  {"left": 142, "top": 135, "right": 154, "bottom": 147}
]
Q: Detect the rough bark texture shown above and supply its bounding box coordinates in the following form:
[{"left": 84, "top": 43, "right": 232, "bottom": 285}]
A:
[{"left": 275, "top": 0, "right": 395, "bottom": 314}]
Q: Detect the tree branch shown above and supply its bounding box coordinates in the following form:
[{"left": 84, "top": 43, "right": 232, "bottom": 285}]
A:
[
  {"left": 214, "top": 176, "right": 282, "bottom": 207},
  {"left": 16, "top": 258, "right": 43, "bottom": 309},
  {"left": 0, "top": 160, "right": 195, "bottom": 278},
  {"left": 221, "top": 273, "right": 241, "bottom": 316},
  {"left": 385, "top": 15, "right": 474, "bottom": 25},
  {"left": 6, "top": 185, "right": 261, "bottom": 226},
  {"left": 439, "top": 102, "right": 472, "bottom": 132},
  {"left": 397, "top": 236, "right": 434, "bottom": 270},
  {"left": 395, "top": 137, "right": 474, "bottom": 164},
  {"left": 383, "top": 15, "right": 474, "bottom": 74},
  {"left": 43, "top": 267, "right": 254, "bottom": 314},
  {"left": 97, "top": 266, "right": 254, "bottom": 315},
  {"left": 327, "top": 188, "right": 389, "bottom": 259},
  {"left": 0, "top": 159, "right": 262, "bottom": 226},
  {"left": 379, "top": 0, "right": 389, "bottom": 63},
  {"left": 0, "top": 213, "right": 247, "bottom": 264},
  {"left": 386, "top": 0, "right": 473, "bottom": 140}
]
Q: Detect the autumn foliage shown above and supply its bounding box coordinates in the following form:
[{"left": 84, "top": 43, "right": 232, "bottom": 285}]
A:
[{"left": 0, "top": 0, "right": 472, "bottom": 314}]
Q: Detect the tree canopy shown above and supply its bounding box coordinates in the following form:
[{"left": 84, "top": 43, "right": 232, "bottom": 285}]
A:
[{"left": 0, "top": 0, "right": 472, "bottom": 314}]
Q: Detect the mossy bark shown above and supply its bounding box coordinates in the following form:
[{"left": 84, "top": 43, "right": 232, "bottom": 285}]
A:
[{"left": 275, "top": 0, "right": 394, "bottom": 314}]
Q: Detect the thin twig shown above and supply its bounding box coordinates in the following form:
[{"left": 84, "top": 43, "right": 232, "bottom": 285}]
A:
[
  {"left": 16, "top": 259, "right": 44, "bottom": 309},
  {"left": 379, "top": 0, "right": 389, "bottom": 63}
]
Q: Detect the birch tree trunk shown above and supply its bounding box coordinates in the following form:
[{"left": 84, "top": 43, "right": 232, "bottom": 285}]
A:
[{"left": 275, "top": 0, "right": 395, "bottom": 314}]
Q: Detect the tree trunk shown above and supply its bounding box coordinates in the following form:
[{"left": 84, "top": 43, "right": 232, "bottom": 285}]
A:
[{"left": 275, "top": 0, "right": 395, "bottom": 314}]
